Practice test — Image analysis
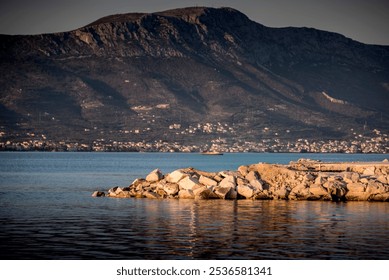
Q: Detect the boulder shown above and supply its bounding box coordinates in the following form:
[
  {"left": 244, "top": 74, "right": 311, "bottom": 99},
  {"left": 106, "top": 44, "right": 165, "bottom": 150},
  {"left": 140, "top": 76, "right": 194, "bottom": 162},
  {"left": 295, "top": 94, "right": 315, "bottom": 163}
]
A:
[
  {"left": 193, "top": 186, "right": 213, "bottom": 199},
  {"left": 166, "top": 170, "right": 187, "bottom": 183},
  {"left": 214, "top": 186, "right": 232, "bottom": 199},
  {"left": 237, "top": 184, "right": 254, "bottom": 199},
  {"left": 376, "top": 175, "right": 388, "bottom": 184},
  {"left": 178, "top": 176, "right": 200, "bottom": 190},
  {"left": 146, "top": 169, "right": 163, "bottom": 182},
  {"left": 346, "top": 183, "right": 367, "bottom": 201},
  {"left": 253, "top": 191, "right": 272, "bottom": 200},
  {"left": 315, "top": 174, "right": 327, "bottom": 185},
  {"left": 326, "top": 181, "right": 347, "bottom": 201},
  {"left": 273, "top": 186, "right": 290, "bottom": 199},
  {"left": 304, "top": 173, "right": 315, "bottom": 182},
  {"left": 226, "top": 188, "right": 238, "bottom": 199},
  {"left": 178, "top": 189, "right": 195, "bottom": 199},
  {"left": 163, "top": 183, "right": 179, "bottom": 196},
  {"left": 199, "top": 175, "right": 218, "bottom": 186},
  {"left": 249, "top": 179, "right": 263, "bottom": 192},
  {"left": 238, "top": 165, "right": 249, "bottom": 177},
  {"left": 116, "top": 190, "right": 132, "bottom": 198},
  {"left": 143, "top": 191, "right": 160, "bottom": 199},
  {"left": 347, "top": 182, "right": 366, "bottom": 193},
  {"left": 245, "top": 170, "right": 259, "bottom": 182},
  {"left": 219, "top": 175, "right": 236, "bottom": 189},
  {"left": 289, "top": 184, "right": 310, "bottom": 200},
  {"left": 363, "top": 166, "right": 376, "bottom": 176},
  {"left": 309, "top": 184, "right": 329, "bottom": 196},
  {"left": 92, "top": 191, "right": 105, "bottom": 197}
]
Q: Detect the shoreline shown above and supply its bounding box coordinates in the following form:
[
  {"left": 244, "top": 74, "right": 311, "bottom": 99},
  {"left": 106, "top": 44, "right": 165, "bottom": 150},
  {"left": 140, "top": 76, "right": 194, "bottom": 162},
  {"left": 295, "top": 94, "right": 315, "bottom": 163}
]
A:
[{"left": 93, "top": 158, "right": 389, "bottom": 202}]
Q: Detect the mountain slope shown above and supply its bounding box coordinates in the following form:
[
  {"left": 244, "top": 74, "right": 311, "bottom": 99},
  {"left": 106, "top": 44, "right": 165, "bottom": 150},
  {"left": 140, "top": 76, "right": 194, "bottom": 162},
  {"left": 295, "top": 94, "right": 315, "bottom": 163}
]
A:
[{"left": 0, "top": 7, "right": 388, "bottom": 147}]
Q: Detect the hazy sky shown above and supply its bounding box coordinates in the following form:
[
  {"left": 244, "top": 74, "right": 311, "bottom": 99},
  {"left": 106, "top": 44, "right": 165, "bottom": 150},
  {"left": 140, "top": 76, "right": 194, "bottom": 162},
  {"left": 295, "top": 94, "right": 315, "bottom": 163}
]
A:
[{"left": 0, "top": 0, "right": 388, "bottom": 45}]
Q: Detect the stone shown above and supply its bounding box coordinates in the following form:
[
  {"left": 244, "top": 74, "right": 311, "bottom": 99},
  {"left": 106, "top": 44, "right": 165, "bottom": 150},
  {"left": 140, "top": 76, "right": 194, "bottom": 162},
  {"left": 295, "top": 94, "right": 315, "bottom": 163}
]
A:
[
  {"left": 347, "top": 182, "right": 366, "bottom": 193},
  {"left": 166, "top": 170, "right": 187, "bottom": 183},
  {"left": 253, "top": 191, "right": 272, "bottom": 200},
  {"left": 199, "top": 175, "right": 218, "bottom": 186},
  {"left": 143, "top": 191, "right": 160, "bottom": 199},
  {"left": 249, "top": 179, "right": 263, "bottom": 192},
  {"left": 213, "top": 175, "right": 223, "bottom": 182},
  {"left": 214, "top": 186, "right": 232, "bottom": 199},
  {"left": 376, "top": 175, "right": 388, "bottom": 184},
  {"left": 226, "top": 188, "right": 238, "bottom": 199},
  {"left": 346, "top": 183, "right": 367, "bottom": 201},
  {"left": 315, "top": 174, "right": 327, "bottom": 185},
  {"left": 309, "top": 184, "right": 328, "bottom": 196},
  {"left": 116, "top": 191, "right": 132, "bottom": 198},
  {"left": 238, "top": 165, "right": 249, "bottom": 177},
  {"left": 193, "top": 186, "right": 213, "bottom": 199},
  {"left": 108, "top": 186, "right": 119, "bottom": 194},
  {"left": 363, "top": 166, "right": 376, "bottom": 176},
  {"left": 274, "top": 186, "right": 290, "bottom": 199},
  {"left": 178, "top": 176, "right": 200, "bottom": 190},
  {"left": 304, "top": 173, "right": 315, "bottom": 181},
  {"left": 178, "top": 189, "right": 195, "bottom": 199},
  {"left": 163, "top": 183, "right": 179, "bottom": 196},
  {"left": 237, "top": 184, "right": 254, "bottom": 199},
  {"left": 219, "top": 175, "right": 236, "bottom": 189},
  {"left": 245, "top": 170, "right": 259, "bottom": 181},
  {"left": 289, "top": 185, "right": 310, "bottom": 200},
  {"left": 92, "top": 191, "right": 105, "bottom": 197},
  {"left": 146, "top": 169, "right": 163, "bottom": 182}
]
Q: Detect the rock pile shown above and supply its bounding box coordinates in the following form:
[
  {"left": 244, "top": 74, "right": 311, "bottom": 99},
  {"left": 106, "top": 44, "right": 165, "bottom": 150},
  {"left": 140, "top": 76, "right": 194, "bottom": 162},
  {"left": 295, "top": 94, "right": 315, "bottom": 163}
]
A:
[{"left": 92, "top": 159, "right": 389, "bottom": 202}]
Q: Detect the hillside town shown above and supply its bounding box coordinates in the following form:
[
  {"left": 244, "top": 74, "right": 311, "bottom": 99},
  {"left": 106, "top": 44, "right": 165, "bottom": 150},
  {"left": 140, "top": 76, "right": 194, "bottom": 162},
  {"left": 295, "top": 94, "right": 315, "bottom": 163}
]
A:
[{"left": 0, "top": 125, "right": 387, "bottom": 153}]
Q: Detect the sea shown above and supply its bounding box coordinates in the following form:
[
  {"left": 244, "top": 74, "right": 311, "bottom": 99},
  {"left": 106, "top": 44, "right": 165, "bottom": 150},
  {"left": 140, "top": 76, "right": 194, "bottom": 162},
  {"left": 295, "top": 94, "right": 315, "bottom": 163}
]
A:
[{"left": 0, "top": 152, "right": 388, "bottom": 260}]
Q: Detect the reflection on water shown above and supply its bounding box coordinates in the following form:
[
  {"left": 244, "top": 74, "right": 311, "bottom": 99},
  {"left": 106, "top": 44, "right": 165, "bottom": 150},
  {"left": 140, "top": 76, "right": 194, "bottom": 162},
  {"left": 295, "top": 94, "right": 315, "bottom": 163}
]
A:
[{"left": 1, "top": 199, "right": 388, "bottom": 259}]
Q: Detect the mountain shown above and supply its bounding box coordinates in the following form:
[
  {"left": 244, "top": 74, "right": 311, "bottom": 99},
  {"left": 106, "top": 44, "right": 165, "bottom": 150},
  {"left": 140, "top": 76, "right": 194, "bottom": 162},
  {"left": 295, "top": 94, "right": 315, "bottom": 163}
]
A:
[{"left": 1, "top": 7, "right": 388, "bottom": 149}]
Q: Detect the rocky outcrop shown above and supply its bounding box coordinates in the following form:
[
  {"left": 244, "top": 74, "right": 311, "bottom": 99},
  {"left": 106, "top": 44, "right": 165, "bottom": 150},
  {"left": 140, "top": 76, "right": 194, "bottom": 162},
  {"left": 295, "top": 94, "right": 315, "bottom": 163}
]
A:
[{"left": 93, "top": 159, "right": 389, "bottom": 202}]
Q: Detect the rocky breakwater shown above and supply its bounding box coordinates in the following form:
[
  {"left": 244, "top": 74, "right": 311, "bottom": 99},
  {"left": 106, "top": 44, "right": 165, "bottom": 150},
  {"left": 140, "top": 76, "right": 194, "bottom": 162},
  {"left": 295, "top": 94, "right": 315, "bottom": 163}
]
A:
[{"left": 92, "top": 159, "right": 389, "bottom": 202}]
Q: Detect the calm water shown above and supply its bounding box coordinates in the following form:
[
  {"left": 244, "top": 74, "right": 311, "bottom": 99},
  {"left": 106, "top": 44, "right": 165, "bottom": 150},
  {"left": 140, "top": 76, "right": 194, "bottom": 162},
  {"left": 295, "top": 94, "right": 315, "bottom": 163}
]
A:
[{"left": 0, "top": 152, "right": 388, "bottom": 259}]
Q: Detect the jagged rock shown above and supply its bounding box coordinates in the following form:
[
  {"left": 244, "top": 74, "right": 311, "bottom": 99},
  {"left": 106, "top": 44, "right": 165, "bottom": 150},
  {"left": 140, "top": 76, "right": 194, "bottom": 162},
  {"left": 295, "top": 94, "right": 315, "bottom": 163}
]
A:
[
  {"left": 326, "top": 181, "right": 347, "bottom": 201},
  {"left": 253, "top": 191, "right": 272, "bottom": 200},
  {"left": 363, "top": 166, "right": 376, "bottom": 176},
  {"left": 289, "top": 184, "right": 310, "bottom": 200},
  {"left": 146, "top": 169, "right": 163, "bottom": 182},
  {"left": 100, "top": 160, "right": 389, "bottom": 201},
  {"left": 345, "top": 183, "right": 367, "bottom": 200},
  {"left": 274, "top": 186, "right": 290, "bottom": 200},
  {"left": 245, "top": 170, "right": 259, "bottom": 181},
  {"left": 238, "top": 165, "right": 249, "bottom": 177},
  {"left": 143, "top": 191, "right": 160, "bottom": 199},
  {"left": 92, "top": 191, "right": 105, "bottom": 197},
  {"left": 178, "top": 189, "right": 195, "bottom": 199},
  {"left": 304, "top": 173, "right": 315, "bottom": 182},
  {"left": 377, "top": 175, "right": 388, "bottom": 184},
  {"left": 116, "top": 190, "right": 132, "bottom": 198},
  {"left": 369, "top": 193, "right": 389, "bottom": 202},
  {"left": 199, "top": 175, "right": 218, "bottom": 186},
  {"left": 214, "top": 186, "right": 232, "bottom": 199},
  {"left": 309, "top": 184, "right": 329, "bottom": 196},
  {"left": 166, "top": 170, "right": 187, "bottom": 183},
  {"left": 315, "top": 173, "right": 327, "bottom": 185},
  {"left": 178, "top": 176, "right": 200, "bottom": 190},
  {"left": 249, "top": 179, "right": 263, "bottom": 192},
  {"left": 227, "top": 188, "right": 238, "bottom": 199},
  {"left": 163, "top": 183, "right": 179, "bottom": 196},
  {"left": 237, "top": 184, "right": 254, "bottom": 199},
  {"left": 219, "top": 175, "right": 236, "bottom": 189}
]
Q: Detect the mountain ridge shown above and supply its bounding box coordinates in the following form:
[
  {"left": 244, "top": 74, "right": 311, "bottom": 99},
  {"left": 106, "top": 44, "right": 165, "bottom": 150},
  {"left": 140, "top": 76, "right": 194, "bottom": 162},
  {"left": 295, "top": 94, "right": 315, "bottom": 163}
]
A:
[{"left": 0, "top": 7, "right": 388, "bottom": 149}]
